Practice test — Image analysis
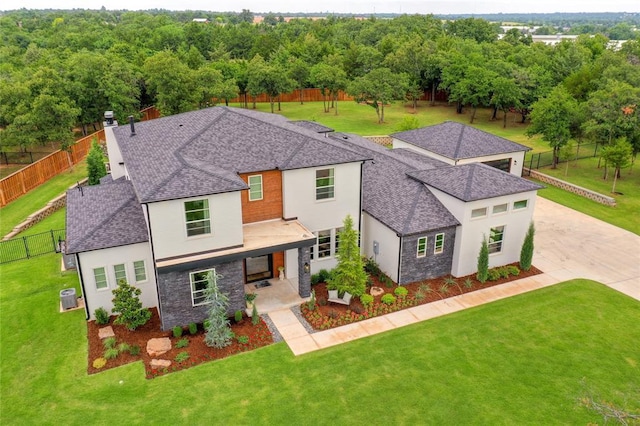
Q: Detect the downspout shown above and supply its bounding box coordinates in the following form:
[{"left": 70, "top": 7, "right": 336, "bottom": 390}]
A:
[
  {"left": 397, "top": 235, "right": 403, "bottom": 285},
  {"left": 145, "top": 203, "right": 163, "bottom": 326},
  {"left": 76, "top": 253, "right": 89, "bottom": 320},
  {"left": 358, "top": 161, "right": 364, "bottom": 247}
]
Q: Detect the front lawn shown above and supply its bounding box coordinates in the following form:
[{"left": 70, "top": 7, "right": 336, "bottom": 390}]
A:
[{"left": 1, "top": 252, "right": 638, "bottom": 424}]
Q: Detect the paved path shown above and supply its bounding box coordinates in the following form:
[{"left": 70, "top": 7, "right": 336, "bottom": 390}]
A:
[{"left": 269, "top": 197, "right": 640, "bottom": 356}]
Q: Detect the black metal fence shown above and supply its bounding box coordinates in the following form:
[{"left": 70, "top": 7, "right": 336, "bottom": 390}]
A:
[
  {"left": 523, "top": 142, "right": 600, "bottom": 175},
  {"left": 0, "top": 229, "right": 66, "bottom": 264}
]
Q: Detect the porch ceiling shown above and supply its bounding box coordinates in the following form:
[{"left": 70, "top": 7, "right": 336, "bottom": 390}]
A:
[{"left": 156, "top": 219, "right": 315, "bottom": 271}]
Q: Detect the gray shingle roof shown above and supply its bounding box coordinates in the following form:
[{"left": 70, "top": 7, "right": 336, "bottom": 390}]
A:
[
  {"left": 329, "top": 133, "right": 460, "bottom": 236},
  {"left": 65, "top": 180, "right": 149, "bottom": 254},
  {"left": 289, "top": 120, "right": 334, "bottom": 133},
  {"left": 114, "top": 107, "right": 367, "bottom": 203},
  {"left": 407, "top": 163, "right": 543, "bottom": 202},
  {"left": 392, "top": 121, "right": 531, "bottom": 160}
]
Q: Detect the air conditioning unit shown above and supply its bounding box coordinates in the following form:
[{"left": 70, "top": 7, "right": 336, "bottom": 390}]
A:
[{"left": 60, "top": 288, "right": 77, "bottom": 310}]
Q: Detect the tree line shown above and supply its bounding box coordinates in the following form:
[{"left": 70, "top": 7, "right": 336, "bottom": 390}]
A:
[{"left": 0, "top": 9, "right": 638, "bottom": 171}]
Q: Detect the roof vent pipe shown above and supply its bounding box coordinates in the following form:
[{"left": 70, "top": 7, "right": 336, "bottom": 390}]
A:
[{"left": 129, "top": 115, "right": 136, "bottom": 136}]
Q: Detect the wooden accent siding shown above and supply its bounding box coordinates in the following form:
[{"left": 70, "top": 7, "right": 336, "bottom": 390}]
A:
[
  {"left": 239, "top": 170, "right": 283, "bottom": 224},
  {"left": 272, "top": 251, "right": 284, "bottom": 275}
]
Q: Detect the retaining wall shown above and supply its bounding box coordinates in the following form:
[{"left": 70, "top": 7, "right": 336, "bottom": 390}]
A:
[{"left": 527, "top": 169, "right": 616, "bottom": 207}]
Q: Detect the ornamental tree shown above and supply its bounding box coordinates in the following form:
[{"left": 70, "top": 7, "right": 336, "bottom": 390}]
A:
[
  {"left": 476, "top": 237, "right": 489, "bottom": 283},
  {"left": 327, "top": 215, "right": 367, "bottom": 297},
  {"left": 520, "top": 222, "right": 535, "bottom": 272},
  {"left": 86, "top": 139, "right": 107, "bottom": 185},
  {"left": 203, "top": 271, "right": 233, "bottom": 348},
  {"left": 112, "top": 279, "right": 151, "bottom": 331}
]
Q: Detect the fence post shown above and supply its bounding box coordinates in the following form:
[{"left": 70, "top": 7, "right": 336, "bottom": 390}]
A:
[
  {"left": 50, "top": 230, "right": 57, "bottom": 253},
  {"left": 536, "top": 153, "right": 541, "bottom": 169},
  {"left": 23, "top": 236, "right": 30, "bottom": 259}
]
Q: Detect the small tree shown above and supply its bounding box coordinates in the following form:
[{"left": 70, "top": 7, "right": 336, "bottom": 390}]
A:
[
  {"left": 203, "top": 271, "right": 233, "bottom": 348},
  {"left": 327, "top": 215, "right": 367, "bottom": 297},
  {"left": 520, "top": 222, "right": 535, "bottom": 271},
  {"left": 476, "top": 237, "right": 489, "bottom": 283},
  {"left": 111, "top": 279, "right": 151, "bottom": 330},
  {"left": 600, "top": 138, "right": 633, "bottom": 194},
  {"left": 86, "top": 139, "right": 107, "bottom": 185}
]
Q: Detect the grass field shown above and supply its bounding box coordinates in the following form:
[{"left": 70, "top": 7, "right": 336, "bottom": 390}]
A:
[{"left": 1, "top": 249, "right": 639, "bottom": 424}]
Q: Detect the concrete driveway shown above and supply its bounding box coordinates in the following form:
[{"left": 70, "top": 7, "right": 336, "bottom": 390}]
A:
[{"left": 533, "top": 197, "right": 640, "bottom": 300}]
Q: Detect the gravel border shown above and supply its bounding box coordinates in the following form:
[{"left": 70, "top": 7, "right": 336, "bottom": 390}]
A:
[
  {"left": 290, "top": 305, "right": 317, "bottom": 334},
  {"left": 260, "top": 313, "right": 283, "bottom": 343}
]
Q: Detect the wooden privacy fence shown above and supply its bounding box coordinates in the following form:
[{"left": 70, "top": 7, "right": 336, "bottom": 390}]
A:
[{"left": 0, "top": 130, "right": 104, "bottom": 207}]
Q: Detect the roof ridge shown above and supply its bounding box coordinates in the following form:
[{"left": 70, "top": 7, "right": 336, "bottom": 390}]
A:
[
  {"left": 402, "top": 185, "right": 423, "bottom": 235},
  {"left": 462, "top": 163, "right": 477, "bottom": 200},
  {"left": 453, "top": 123, "right": 465, "bottom": 161}
]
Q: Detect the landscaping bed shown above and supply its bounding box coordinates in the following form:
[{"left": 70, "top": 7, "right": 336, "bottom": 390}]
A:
[
  {"left": 301, "top": 263, "right": 542, "bottom": 330},
  {"left": 87, "top": 308, "right": 273, "bottom": 379}
]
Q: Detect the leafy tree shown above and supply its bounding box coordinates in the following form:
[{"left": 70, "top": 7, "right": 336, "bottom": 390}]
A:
[
  {"left": 194, "top": 66, "right": 238, "bottom": 108},
  {"left": 526, "top": 86, "right": 579, "bottom": 168},
  {"left": 477, "top": 237, "right": 489, "bottom": 283},
  {"left": 519, "top": 222, "right": 535, "bottom": 271},
  {"left": 385, "top": 36, "right": 429, "bottom": 111},
  {"left": 447, "top": 65, "right": 496, "bottom": 123},
  {"left": 348, "top": 68, "right": 409, "bottom": 123},
  {"left": 490, "top": 75, "right": 521, "bottom": 128},
  {"left": 143, "top": 51, "right": 197, "bottom": 115},
  {"left": 87, "top": 139, "right": 107, "bottom": 185},
  {"left": 111, "top": 279, "right": 151, "bottom": 331},
  {"left": 559, "top": 140, "right": 575, "bottom": 176},
  {"left": 600, "top": 138, "right": 633, "bottom": 193},
  {"left": 444, "top": 18, "right": 500, "bottom": 44},
  {"left": 327, "top": 215, "right": 367, "bottom": 297},
  {"left": 288, "top": 58, "right": 310, "bottom": 104},
  {"left": 204, "top": 271, "right": 233, "bottom": 348},
  {"left": 310, "top": 62, "right": 347, "bottom": 114}
]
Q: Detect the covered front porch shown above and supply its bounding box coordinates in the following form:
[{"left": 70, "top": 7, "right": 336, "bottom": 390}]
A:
[{"left": 244, "top": 277, "right": 310, "bottom": 314}]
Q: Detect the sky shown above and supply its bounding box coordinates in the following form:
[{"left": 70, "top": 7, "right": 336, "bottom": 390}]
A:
[{"left": 3, "top": 0, "right": 640, "bottom": 14}]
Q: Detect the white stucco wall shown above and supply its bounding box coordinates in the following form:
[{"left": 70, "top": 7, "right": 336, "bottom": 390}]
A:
[
  {"left": 282, "top": 162, "right": 362, "bottom": 274},
  {"left": 147, "top": 192, "right": 243, "bottom": 260},
  {"left": 104, "top": 125, "right": 127, "bottom": 180},
  {"left": 428, "top": 188, "right": 537, "bottom": 277},
  {"left": 78, "top": 242, "right": 157, "bottom": 320},
  {"left": 362, "top": 213, "right": 400, "bottom": 282}
]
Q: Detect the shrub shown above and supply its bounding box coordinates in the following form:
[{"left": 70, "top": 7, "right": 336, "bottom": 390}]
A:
[
  {"left": 117, "top": 342, "right": 130, "bottom": 353},
  {"left": 477, "top": 237, "right": 489, "bottom": 283},
  {"left": 307, "top": 290, "right": 316, "bottom": 311},
  {"left": 244, "top": 292, "right": 257, "bottom": 303},
  {"left": 172, "top": 325, "right": 183, "bottom": 338},
  {"left": 175, "top": 351, "right": 190, "bottom": 363},
  {"left": 366, "top": 276, "right": 374, "bottom": 288},
  {"left": 487, "top": 268, "right": 501, "bottom": 281},
  {"left": 415, "top": 288, "right": 426, "bottom": 301},
  {"left": 176, "top": 338, "right": 189, "bottom": 348},
  {"left": 251, "top": 303, "right": 260, "bottom": 326},
  {"left": 87, "top": 139, "right": 107, "bottom": 185},
  {"left": 507, "top": 265, "right": 520, "bottom": 276},
  {"left": 129, "top": 345, "right": 141, "bottom": 356},
  {"left": 234, "top": 310, "right": 243, "bottom": 323},
  {"left": 318, "top": 269, "right": 332, "bottom": 283},
  {"left": 439, "top": 283, "right": 450, "bottom": 295},
  {"left": 383, "top": 276, "right": 394, "bottom": 288},
  {"left": 236, "top": 335, "right": 249, "bottom": 344},
  {"left": 310, "top": 273, "right": 321, "bottom": 285},
  {"left": 363, "top": 257, "right": 381, "bottom": 276},
  {"left": 381, "top": 294, "right": 396, "bottom": 305},
  {"left": 520, "top": 222, "right": 535, "bottom": 271},
  {"left": 463, "top": 278, "right": 474, "bottom": 289},
  {"left": 352, "top": 305, "right": 363, "bottom": 314},
  {"left": 188, "top": 322, "right": 198, "bottom": 335},
  {"left": 360, "top": 294, "right": 374, "bottom": 306},
  {"left": 103, "top": 337, "right": 116, "bottom": 349},
  {"left": 104, "top": 347, "right": 119, "bottom": 360},
  {"left": 92, "top": 357, "right": 107, "bottom": 369},
  {"left": 327, "top": 310, "right": 338, "bottom": 319},
  {"left": 394, "top": 287, "right": 408, "bottom": 298},
  {"left": 111, "top": 279, "right": 151, "bottom": 330},
  {"left": 498, "top": 267, "right": 510, "bottom": 279},
  {"left": 94, "top": 307, "right": 110, "bottom": 325}
]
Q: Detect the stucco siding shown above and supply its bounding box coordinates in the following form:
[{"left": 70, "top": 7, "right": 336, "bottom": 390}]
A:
[{"left": 362, "top": 212, "right": 400, "bottom": 282}]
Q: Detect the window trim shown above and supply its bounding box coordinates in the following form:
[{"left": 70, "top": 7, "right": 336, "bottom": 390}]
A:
[
  {"left": 317, "top": 230, "right": 332, "bottom": 259},
  {"left": 133, "top": 260, "right": 147, "bottom": 283},
  {"left": 248, "top": 174, "right": 263, "bottom": 201},
  {"left": 93, "top": 267, "right": 108, "bottom": 291},
  {"left": 315, "top": 168, "right": 335, "bottom": 201},
  {"left": 513, "top": 199, "right": 529, "bottom": 210},
  {"left": 184, "top": 199, "right": 211, "bottom": 238},
  {"left": 488, "top": 226, "right": 505, "bottom": 254},
  {"left": 434, "top": 233, "right": 445, "bottom": 254},
  {"left": 417, "top": 237, "right": 427, "bottom": 258},
  {"left": 492, "top": 203, "right": 508, "bottom": 215},
  {"left": 471, "top": 207, "right": 487, "bottom": 219},
  {"left": 190, "top": 269, "right": 214, "bottom": 307},
  {"left": 113, "top": 263, "right": 127, "bottom": 285}
]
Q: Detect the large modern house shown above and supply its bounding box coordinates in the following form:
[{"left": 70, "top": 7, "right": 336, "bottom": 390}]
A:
[{"left": 66, "top": 107, "right": 541, "bottom": 330}]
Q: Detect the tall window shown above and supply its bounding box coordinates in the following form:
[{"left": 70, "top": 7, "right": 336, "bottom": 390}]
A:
[
  {"left": 190, "top": 269, "right": 213, "bottom": 306},
  {"left": 94, "top": 267, "right": 108, "bottom": 290},
  {"left": 133, "top": 260, "right": 147, "bottom": 283},
  {"left": 317, "top": 230, "right": 332, "bottom": 258},
  {"left": 417, "top": 237, "right": 427, "bottom": 258},
  {"left": 434, "top": 233, "right": 445, "bottom": 254},
  {"left": 184, "top": 199, "right": 211, "bottom": 237},
  {"left": 113, "top": 264, "right": 127, "bottom": 284},
  {"left": 316, "top": 168, "right": 335, "bottom": 200},
  {"left": 334, "top": 227, "right": 344, "bottom": 254},
  {"left": 248, "top": 175, "right": 263, "bottom": 201},
  {"left": 488, "top": 226, "right": 505, "bottom": 254}
]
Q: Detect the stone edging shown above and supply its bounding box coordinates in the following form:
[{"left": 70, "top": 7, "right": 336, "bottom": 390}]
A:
[
  {"left": 2, "top": 178, "right": 88, "bottom": 241},
  {"left": 526, "top": 168, "right": 616, "bottom": 207}
]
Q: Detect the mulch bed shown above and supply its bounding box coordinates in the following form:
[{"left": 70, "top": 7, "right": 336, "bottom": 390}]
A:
[
  {"left": 301, "top": 263, "right": 542, "bottom": 330},
  {"left": 87, "top": 309, "right": 273, "bottom": 379}
]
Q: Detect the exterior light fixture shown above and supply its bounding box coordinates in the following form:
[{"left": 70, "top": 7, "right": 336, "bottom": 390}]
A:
[{"left": 304, "top": 262, "right": 310, "bottom": 273}]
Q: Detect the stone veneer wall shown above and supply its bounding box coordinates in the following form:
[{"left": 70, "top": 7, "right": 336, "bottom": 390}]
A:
[
  {"left": 363, "top": 136, "right": 393, "bottom": 146},
  {"left": 2, "top": 178, "right": 88, "bottom": 241},
  {"left": 398, "top": 227, "right": 456, "bottom": 285},
  {"left": 526, "top": 169, "right": 616, "bottom": 207},
  {"left": 297, "top": 246, "right": 311, "bottom": 298},
  {"left": 157, "top": 260, "right": 245, "bottom": 331}
]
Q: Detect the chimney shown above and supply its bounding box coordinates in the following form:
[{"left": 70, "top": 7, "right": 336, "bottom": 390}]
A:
[
  {"left": 104, "top": 111, "right": 116, "bottom": 127},
  {"left": 129, "top": 115, "right": 136, "bottom": 136}
]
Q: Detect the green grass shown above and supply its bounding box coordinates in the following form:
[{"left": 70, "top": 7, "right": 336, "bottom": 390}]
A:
[
  {"left": 535, "top": 157, "right": 640, "bottom": 235},
  {"left": 0, "top": 160, "right": 86, "bottom": 237},
  {"left": 2, "top": 252, "right": 638, "bottom": 424}
]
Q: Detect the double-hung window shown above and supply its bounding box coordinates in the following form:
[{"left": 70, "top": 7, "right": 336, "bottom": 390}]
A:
[
  {"left": 434, "top": 233, "right": 445, "bottom": 254},
  {"left": 190, "top": 269, "right": 213, "bottom": 306},
  {"left": 317, "top": 230, "right": 332, "bottom": 258},
  {"left": 248, "top": 175, "right": 263, "bottom": 201},
  {"left": 113, "top": 264, "right": 127, "bottom": 284},
  {"left": 488, "top": 226, "right": 505, "bottom": 254},
  {"left": 417, "top": 237, "right": 427, "bottom": 258},
  {"left": 94, "top": 267, "right": 108, "bottom": 290},
  {"left": 185, "top": 199, "right": 211, "bottom": 237},
  {"left": 334, "top": 227, "right": 344, "bottom": 255},
  {"left": 316, "top": 168, "right": 335, "bottom": 200},
  {"left": 133, "top": 260, "right": 147, "bottom": 283}
]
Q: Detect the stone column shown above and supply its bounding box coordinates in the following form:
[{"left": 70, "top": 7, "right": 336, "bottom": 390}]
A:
[{"left": 297, "top": 246, "right": 311, "bottom": 298}]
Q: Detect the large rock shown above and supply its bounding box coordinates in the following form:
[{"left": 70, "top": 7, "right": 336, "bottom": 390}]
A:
[
  {"left": 146, "top": 337, "right": 171, "bottom": 357},
  {"left": 98, "top": 326, "right": 115, "bottom": 339},
  {"left": 150, "top": 359, "right": 171, "bottom": 369}
]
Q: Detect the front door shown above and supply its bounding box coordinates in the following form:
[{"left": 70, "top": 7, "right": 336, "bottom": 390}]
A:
[{"left": 245, "top": 254, "right": 273, "bottom": 283}]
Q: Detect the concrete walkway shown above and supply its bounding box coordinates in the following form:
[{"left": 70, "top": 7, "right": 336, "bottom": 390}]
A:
[{"left": 269, "top": 197, "right": 640, "bottom": 356}]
